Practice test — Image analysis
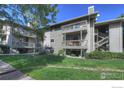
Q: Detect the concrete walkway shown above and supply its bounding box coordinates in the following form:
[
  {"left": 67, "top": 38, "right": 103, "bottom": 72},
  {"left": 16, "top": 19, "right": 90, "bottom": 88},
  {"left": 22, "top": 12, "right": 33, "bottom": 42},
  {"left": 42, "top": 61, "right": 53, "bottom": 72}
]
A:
[{"left": 0, "top": 60, "right": 33, "bottom": 80}]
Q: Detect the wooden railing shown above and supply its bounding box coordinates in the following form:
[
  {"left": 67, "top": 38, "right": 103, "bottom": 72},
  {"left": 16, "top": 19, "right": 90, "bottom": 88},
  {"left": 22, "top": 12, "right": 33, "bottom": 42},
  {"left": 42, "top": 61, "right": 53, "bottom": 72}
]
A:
[
  {"left": 62, "top": 20, "right": 88, "bottom": 32},
  {"left": 13, "top": 29, "right": 36, "bottom": 38},
  {"left": 63, "top": 40, "right": 88, "bottom": 48}
]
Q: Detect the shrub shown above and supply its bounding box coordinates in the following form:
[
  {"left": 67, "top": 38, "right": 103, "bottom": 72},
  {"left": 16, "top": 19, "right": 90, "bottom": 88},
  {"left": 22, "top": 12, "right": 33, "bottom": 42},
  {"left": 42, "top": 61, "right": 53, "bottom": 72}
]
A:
[
  {"left": 86, "top": 51, "right": 124, "bottom": 59},
  {"left": 38, "top": 49, "right": 47, "bottom": 55},
  {"left": 0, "top": 48, "right": 3, "bottom": 53},
  {"left": 58, "top": 49, "right": 64, "bottom": 56}
]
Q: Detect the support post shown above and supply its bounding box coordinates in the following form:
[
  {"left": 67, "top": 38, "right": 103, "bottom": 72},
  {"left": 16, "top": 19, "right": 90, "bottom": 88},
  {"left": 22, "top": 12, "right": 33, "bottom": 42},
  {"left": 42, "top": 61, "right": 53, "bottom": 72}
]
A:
[
  {"left": 65, "top": 34, "right": 66, "bottom": 46},
  {"left": 80, "top": 30, "right": 82, "bottom": 46},
  {"left": 80, "top": 30, "right": 82, "bottom": 40},
  {"left": 64, "top": 49, "right": 66, "bottom": 56},
  {"left": 97, "top": 28, "right": 99, "bottom": 50},
  {"left": 80, "top": 49, "right": 82, "bottom": 57}
]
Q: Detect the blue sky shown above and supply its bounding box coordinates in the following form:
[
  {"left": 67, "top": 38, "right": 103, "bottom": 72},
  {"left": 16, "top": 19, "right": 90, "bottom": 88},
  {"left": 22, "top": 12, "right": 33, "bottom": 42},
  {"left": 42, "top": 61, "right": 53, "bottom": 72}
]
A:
[{"left": 56, "top": 4, "right": 124, "bottom": 23}]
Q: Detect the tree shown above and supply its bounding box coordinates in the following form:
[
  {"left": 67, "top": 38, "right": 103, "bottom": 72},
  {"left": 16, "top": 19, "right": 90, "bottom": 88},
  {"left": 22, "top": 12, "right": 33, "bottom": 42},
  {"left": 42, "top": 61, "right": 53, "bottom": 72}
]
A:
[
  {"left": 0, "top": 4, "right": 58, "bottom": 28},
  {"left": 118, "top": 14, "right": 124, "bottom": 18},
  {"left": 0, "top": 4, "right": 58, "bottom": 52}
]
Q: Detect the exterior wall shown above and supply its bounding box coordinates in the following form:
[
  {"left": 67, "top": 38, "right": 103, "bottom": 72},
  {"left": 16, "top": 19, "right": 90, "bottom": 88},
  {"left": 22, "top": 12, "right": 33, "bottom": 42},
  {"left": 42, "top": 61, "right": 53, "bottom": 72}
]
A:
[
  {"left": 43, "top": 31, "right": 51, "bottom": 47},
  {"left": 87, "top": 19, "right": 95, "bottom": 53},
  {"left": 109, "top": 22, "right": 123, "bottom": 52},
  {"left": 50, "top": 31, "right": 63, "bottom": 54}
]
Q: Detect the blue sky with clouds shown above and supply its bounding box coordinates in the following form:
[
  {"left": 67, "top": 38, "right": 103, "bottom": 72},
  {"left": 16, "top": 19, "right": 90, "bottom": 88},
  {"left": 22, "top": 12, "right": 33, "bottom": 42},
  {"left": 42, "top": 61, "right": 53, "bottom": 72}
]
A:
[{"left": 56, "top": 4, "right": 124, "bottom": 22}]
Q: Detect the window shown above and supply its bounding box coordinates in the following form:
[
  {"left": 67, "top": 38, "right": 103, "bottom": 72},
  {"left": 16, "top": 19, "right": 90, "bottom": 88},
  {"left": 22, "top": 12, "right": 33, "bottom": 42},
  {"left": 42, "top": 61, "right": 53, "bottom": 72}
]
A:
[{"left": 51, "top": 39, "right": 54, "bottom": 42}]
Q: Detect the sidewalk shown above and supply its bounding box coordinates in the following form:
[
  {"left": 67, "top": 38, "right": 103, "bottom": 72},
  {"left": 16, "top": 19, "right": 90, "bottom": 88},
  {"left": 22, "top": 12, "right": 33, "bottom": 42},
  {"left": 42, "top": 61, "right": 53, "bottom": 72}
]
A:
[{"left": 0, "top": 60, "right": 33, "bottom": 80}]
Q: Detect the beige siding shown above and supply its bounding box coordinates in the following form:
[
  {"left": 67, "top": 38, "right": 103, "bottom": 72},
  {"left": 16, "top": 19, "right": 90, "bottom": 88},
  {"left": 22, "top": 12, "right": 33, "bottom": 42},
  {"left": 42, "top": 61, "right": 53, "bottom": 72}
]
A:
[
  {"left": 86, "top": 19, "right": 95, "bottom": 53},
  {"left": 109, "top": 22, "right": 123, "bottom": 52},
  {"left": 43, "top": 31, "right": 51, "bottom": 47},
  {"left": 50, "top": 31, "right": 63, "bottom": 54}
]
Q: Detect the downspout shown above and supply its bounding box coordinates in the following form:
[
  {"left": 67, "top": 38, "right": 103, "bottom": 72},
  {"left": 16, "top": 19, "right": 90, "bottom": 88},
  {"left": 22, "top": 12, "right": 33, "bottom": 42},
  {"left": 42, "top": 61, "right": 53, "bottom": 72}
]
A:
[{"left": 88, "top": 15, "right": 91, "bottom": 52}]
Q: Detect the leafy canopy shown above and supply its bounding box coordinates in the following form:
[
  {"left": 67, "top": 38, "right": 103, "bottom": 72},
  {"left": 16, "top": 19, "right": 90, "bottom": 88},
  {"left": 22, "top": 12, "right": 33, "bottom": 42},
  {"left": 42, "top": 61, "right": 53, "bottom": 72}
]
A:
[
  {"left": 118, "top": 14, "right": 124, "bottom": 18},
  {"left": 0, "top": 4, "right": 58, "bottom": 40}
]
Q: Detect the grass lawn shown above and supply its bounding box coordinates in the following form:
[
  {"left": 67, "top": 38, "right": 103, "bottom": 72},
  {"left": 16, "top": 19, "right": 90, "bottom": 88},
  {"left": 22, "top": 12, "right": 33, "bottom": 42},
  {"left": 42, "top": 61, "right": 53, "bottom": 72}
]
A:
[{"left": 0, "top": 55, "right": 124, "bottom": 80}]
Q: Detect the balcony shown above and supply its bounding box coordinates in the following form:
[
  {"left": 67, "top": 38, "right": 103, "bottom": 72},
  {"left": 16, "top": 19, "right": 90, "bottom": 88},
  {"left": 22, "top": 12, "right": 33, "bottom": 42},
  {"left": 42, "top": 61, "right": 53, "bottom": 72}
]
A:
[
  {"left": 62, "top": 26, "right": 87, "bottom": 34},
  {"left": 13, "top": 41, "right": 35, "bottom": 48},
  {"left": 62, "top": 40, "right": 88, "bottom": 49},
  {"left": 19, "top": 31, "right": 36, "bottom": 38},
  {"left": 62, "top": 21, "right": 88, "bottom": 34},
  {"left": 13, "top": 29, "right": 36, "bottom": 38}
]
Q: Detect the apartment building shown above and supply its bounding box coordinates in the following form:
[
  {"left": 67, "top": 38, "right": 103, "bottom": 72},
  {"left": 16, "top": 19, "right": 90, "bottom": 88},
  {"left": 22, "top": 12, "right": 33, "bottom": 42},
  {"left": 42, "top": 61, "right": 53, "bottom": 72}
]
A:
[
  {"left": 0, "top": 20, "right": 38, "bottom": 54},
  {"left": 43, "top": 6, "right": 124, "bottom": 57}
]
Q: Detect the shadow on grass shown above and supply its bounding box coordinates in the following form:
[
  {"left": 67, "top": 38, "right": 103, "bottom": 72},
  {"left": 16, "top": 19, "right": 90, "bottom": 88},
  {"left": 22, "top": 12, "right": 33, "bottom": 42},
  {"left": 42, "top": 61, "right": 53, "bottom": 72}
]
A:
[{"left": 0, "top": 54, "right": 65, "bottom": 74}]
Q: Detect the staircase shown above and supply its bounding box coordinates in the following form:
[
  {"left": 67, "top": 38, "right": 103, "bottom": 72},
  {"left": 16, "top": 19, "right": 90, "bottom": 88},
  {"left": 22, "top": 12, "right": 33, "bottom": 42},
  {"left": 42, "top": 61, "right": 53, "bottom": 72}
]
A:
[{"left": 95, "top": 32, "right": 109, "bottom": 49}]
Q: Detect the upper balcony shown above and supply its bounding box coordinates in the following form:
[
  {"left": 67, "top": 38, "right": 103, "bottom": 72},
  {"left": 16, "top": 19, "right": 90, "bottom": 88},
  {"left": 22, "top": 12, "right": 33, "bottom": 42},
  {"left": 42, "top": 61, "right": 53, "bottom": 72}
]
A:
[
  {"left": 13, "top": 28, "right": 36, "bottom": 38},
  {"left": 19, "top": 31, "right": 36, "bottom": 38},
  {"left": 62, "top": 20, "right": 88, "bottom": 34}
]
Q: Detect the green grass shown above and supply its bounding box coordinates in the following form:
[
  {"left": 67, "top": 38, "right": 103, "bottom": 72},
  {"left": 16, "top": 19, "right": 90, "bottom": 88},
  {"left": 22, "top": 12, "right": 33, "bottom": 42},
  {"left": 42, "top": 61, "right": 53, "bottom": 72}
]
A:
[
  {"left": 28, "top": 68, "right": 101, "bottom": 80},
  {"left": 0, "top": 55, "right": 124, "bottom": 80}
]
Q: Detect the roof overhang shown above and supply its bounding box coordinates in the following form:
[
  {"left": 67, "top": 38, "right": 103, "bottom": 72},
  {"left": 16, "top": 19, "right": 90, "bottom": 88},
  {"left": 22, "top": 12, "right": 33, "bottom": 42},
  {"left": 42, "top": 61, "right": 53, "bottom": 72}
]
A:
[
  {"left": 95, "top": 18, "right": 124, "bottom": 26},
  {"left": 50, "top": 12, "right": 99, "bottom": 28}
]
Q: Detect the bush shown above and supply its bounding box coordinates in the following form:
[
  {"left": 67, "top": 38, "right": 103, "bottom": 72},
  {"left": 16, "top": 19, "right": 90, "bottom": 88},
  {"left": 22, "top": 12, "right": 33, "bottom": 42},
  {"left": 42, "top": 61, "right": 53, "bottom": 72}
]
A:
[
  {"left": 58, "top": 49, "right": 64, "bottom": 56},
  {"left": 86, "top": 51, "right": 124, "bottom": 59},
  {"left": 0, "top": 48, "right": 3, "bottom": 53},
  {"left": 38, "top": 49, "right": 47, "bottom": 55}
]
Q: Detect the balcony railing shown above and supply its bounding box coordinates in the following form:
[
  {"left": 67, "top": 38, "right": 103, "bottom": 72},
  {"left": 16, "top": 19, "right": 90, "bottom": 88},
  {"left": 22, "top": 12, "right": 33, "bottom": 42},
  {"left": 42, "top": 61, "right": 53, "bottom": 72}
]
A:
[
  {"left": 13, "top": 29, "right": 36, "bottom": 38},
  {"left": 62, "top": 21, "right": 88, "bottom": 33},
  {"left": 63, "top": 40, "right": 88, "bottom": 49},
  {"left": 13, "top": 41, "right": 35, "bottom": 48},
  {"left": 65, "top": 40, "right": 81, "bottom": 46},
  {"left": 19, "top": 31, "right": 36, "bottom": 38},
  {"left": 62, "top": 26, "right": 87, "bottom": 34}
]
